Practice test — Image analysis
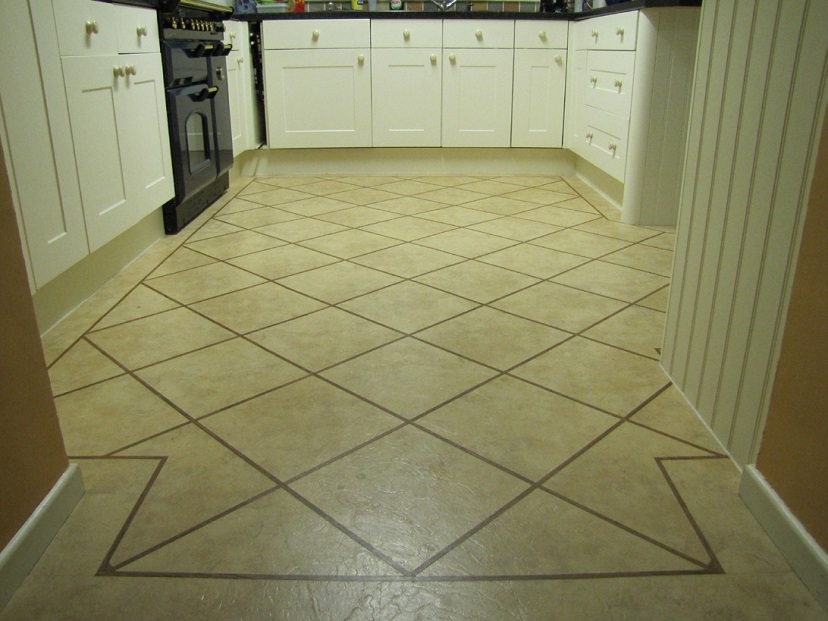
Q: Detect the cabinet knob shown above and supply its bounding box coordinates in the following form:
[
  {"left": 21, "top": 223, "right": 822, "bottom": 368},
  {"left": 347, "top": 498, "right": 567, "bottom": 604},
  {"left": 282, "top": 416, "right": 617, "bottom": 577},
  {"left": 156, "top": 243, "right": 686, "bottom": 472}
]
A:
[
  {"left": 449, "top": 53, "right": 456, "bottom": 63},
  {"left": 403, "top": 29, "right": 410, "bottom": 40},
  {"left": 616, "top": 26, "right": 625, "bottom": 36},
  {"left": 475, "top": 29, "right": 483, "bottom": 40},
  {"left": 586, "top": 132, "right": 594, "bottom": 141},
  {"left": 614, "top": 79, "right": 623, "bottom": 89},
  {"left": 430, "top": 54, "right": 437, "bottom": 64},
  {"left": 312, "top": 30, "right": 320, "bottom": 41},
  {"left": 230, "top": 31, "right": 237, "bottom": 40},
  {"left": 113, "top": 65, "right": 125, "bottom": 78},
  {"left": 590, "top": 76, "right": 598, "bottom": 85},
  {"left": 539, "top": 30, "right": 547, "bottom": 41},
  {"left": 86, "top": 21, "right": 99, "bottom": 35},
  {"left": 358, "top": 54, "right": 365, "bottom": 65},
  {"left": 609, "top": 142, "right": 618, "bottom": 152},
  {"left": 591, "top": 29, "right": 599, "bottom": 38},
  {"left": 555, "top": 55, "right": 562, "bottom": 64},
  {"left": 137, "top": 25, "right": 148, "bottom": 37},
  {"left": 125, "top": 65, "right": 137, "bottom": 76},
  {"left": 238, "top": 56, "right": 244, "bottom": 64}
]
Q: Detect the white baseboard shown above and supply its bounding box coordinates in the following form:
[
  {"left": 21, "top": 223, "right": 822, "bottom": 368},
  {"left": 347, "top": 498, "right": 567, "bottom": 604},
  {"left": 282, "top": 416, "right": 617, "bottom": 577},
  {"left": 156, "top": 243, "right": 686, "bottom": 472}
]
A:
[
  {"left": 740, "top": 465, "right": 828, "bottom": 610},
  {"left": 0, "top": 464, "right": 85, "bottom": 611}
]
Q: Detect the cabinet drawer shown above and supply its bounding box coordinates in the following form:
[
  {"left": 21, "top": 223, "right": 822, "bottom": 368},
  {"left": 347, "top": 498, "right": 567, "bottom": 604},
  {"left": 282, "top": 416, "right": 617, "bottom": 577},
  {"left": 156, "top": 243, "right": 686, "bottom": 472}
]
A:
[
  {"left": 514, "top": 20, "right": 567, "bottom": 49},
  {"left": 583, "top": 50, "right": 635, "bottom": 118},
  {"left": 576, "top": 11, "right": 638, "bottom": 51},
  {"left": 263, "top": 19, "right": 369, "bottom": 49},
  {"left": 114, "top": 5, "right": 158, "bottom": 55},
  {"left": 581, "top": 105, "right": 629, "bottom": 181},
  {"left": 372, "top": 20, "right": 442, "bottom": 48},
  {"left": 53, "top": 0, "right": 117, "bottom": 56},
  {"left": 443, "top": 20, "right": 514, "bottom": 49}
]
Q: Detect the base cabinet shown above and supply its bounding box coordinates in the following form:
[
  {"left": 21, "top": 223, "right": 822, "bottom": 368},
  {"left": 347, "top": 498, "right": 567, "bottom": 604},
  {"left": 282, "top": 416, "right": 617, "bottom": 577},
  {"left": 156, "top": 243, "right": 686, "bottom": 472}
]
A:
[{"left": 511, "top": 48, "right": 567, "bottom": 148}]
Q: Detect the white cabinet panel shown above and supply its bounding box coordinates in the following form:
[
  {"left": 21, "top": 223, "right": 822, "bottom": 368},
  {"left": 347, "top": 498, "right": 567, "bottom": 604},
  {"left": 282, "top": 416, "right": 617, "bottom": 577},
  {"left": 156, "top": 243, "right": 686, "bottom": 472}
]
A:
[
  {"left": 264, "top": 49, "right": 372, "bottom": 148},
  {"left": 52, "top": 0, "right": 117, "bottom": 57},
  {"left": 575, "top": 10, "right": 638, "bottom": 51},
  {"left": 263, "top": 19, "right": 369, "bottom": 49},
  {"left": 512, "top": 48, "right": 566, "bottom": 148},
  {"left": 581, "top": 105, "right": 629, "bottom": 181},
  {"left": 372, "top": 48, "right": 442, "bottom": 147},
  {"left": 227, "top": 49, "right": 246, "bottom": 155},
  {"left": 515, "top": 20, "right": 568, "bottom": 49},
  {"left": 583, "top": 50, "right": 635, "bottom": 118},
  {"left": 442, "top": 48, "right": 514, "bottom": 147},
  {"left": 443, "top": 19, "right": 514, "bottom": 49},
  {"left": 371, "top": 20, "right": 442, "bottom": 48},
  {"left": 115, "top": 5, "right": 159, "bottom": 54}
]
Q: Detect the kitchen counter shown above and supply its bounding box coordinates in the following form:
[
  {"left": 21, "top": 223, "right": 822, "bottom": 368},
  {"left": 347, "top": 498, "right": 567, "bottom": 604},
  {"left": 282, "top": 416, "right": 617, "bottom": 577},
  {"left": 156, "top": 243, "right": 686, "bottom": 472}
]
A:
[{"left": 238, "top": 0, "right": 700, "bottom": 20}]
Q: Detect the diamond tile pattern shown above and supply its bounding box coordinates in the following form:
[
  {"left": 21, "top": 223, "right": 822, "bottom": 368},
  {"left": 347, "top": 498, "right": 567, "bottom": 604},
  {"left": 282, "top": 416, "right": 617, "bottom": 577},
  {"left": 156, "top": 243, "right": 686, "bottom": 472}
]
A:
[{"left": 19, "top": 175, "right": 814, "bottom": 621}]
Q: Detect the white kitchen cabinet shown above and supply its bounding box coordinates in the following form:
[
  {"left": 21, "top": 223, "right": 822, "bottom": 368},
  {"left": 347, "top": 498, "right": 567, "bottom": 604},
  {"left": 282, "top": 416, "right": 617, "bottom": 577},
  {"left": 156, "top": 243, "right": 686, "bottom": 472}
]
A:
[
  {"left": 371, "top": 20, "right": 442, "bottom": 148},
  {"left": 442, "top": 21, "right": 514, "bottom": 148},
  {"left": 511, "top": 21, "right": 568, "bottom": 148},
  {"left": 225, "top": 20, "right": 260, "bottom": 155},
  {"left": 263, "top": 20, "right": 372, "bottom": 148}
]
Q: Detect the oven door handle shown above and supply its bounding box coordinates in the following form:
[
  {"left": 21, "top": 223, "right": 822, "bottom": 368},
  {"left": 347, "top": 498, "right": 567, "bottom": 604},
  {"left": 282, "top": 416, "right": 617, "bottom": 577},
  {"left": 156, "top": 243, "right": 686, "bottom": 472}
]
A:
[{"left": 191, "top": 86, "right": 219, "bottom": 102}]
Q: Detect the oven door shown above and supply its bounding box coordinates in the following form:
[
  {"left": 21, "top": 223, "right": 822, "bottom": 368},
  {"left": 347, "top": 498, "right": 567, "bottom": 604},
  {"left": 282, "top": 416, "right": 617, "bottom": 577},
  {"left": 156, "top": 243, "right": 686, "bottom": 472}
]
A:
[
  {"left": 167, "top": 83, "right": 220, "bottom": 200},
  {"left": 208, "top": 55, "right": 234, "bottom": 177}
]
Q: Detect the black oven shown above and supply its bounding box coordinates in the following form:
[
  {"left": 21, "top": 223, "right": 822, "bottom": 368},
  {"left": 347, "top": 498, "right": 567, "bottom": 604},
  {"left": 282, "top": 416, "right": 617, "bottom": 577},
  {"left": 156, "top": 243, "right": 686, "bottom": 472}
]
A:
[{"left": 159, "top": 0, "right": 234, "bottom": 234}]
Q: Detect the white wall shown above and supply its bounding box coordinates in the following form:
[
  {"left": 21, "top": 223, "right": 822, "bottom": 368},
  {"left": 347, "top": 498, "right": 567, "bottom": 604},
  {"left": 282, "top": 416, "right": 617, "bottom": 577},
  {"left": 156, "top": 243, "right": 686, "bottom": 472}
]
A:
[{"left": 662, "top": 0, "right": 828, "bottom": 467}]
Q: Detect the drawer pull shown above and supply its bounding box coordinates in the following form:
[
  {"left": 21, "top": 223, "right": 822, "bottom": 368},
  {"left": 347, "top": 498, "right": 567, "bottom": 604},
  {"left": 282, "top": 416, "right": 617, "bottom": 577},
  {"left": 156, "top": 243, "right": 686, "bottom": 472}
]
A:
[
  {"left": 586, "top": 132, "right": 594, "bottom": 141},
  {"left": 403, "top": 29, "right": 411, "bottom": 40},
  {"left": 430, "top": 54, "right": 437, "bottom": 64},
  {"left": 358, "top": 54, "right": 365, "bottom": 65},
  {"left": 137, "top": 25, "right": 148, "bottom": 37},
  {"left": 591, "top": 29, "right": 599, "bottom": 38},
  {"left": 614, "top": 79, "right": 623, "bottom": 89},
  {"left": 609, "top": 142, "right": 618, "bottom": 153},
  {"left": 312, "top": 30, "right": 320, "bottom": 41},
  {"left": 616, "top": 27, "right": 625, "bottom": 36},
  {"left": 86, "top": 21, "right": 99, "bottom": 36},
  {"left": 539, "top": 31, "right": 547, "bottom": 41},
  {"left": 449, "top": 53, "right": 456, "bottom": 63},
  {"left": 125, "top": 65, "right": 137, "bottom": 76},
  {"left": 475, "top": 29, "right": 483, "bottom": 41},
  {"left": 230, "top": 31, "right": 237, "bottom": 40},
  {"left": 113, "top": 65, "right": 125, "bottom": 78},
  {"left": 590, "top": 76, "right": 598, "bottom": 85},
  {"left": 555, "top": 55, "right": 562, "bottom": 64}
]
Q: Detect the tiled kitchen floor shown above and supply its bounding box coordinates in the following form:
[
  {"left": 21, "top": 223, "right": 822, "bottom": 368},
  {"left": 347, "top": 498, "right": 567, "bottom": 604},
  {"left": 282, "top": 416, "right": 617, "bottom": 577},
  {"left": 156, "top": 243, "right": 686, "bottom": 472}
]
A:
[{"left": 4, "top": 175, "right": 825, "bottom": 620}]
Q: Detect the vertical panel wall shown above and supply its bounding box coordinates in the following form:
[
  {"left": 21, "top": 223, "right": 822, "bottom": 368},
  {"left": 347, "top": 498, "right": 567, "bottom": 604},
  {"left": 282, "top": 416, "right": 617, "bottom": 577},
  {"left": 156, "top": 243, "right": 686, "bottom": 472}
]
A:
[{"left": 662, "top": 0, "right": 828, "bottom": 466}]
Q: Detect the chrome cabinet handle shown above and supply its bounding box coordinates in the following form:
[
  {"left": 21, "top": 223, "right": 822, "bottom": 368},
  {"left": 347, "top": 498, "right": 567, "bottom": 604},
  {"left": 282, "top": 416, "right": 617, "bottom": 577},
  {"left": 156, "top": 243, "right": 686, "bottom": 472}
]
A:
[{"left": 86, "top": 21, "right": 99, "bottom": 35}]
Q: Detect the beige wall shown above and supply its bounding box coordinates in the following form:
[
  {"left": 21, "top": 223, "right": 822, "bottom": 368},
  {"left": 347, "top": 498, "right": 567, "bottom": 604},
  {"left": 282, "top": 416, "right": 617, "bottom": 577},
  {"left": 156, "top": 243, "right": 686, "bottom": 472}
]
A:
[
  {"left": 0, "top": 148, "right": 69, "bottom": 548},
  {"left": 757, "top": 107, "right": 828, "bottom": 551}
]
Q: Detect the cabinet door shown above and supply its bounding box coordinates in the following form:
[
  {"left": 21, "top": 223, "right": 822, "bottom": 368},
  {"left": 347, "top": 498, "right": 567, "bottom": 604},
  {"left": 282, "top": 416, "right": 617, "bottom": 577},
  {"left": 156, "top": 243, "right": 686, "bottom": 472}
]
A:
[
  {"left": 564, "top": 47, "right": 587, "bottom": 155},
  {"left": 372, "top": 48, "right": 442, "bottom": 148},
  {"left": 442, "top": 48, "right": 514, "bottom": 148},
  {"left": 227, "top": 49, "right": 246, "bottom": 155},
  {"left": 264, "top": 49, "right": 372, "bottom": 148},
  {"left": 52, "top": 0, "right": 117, "bottom": 57},
  {"left": 511, "top": 48, "right": 566, "bottom": 148}
]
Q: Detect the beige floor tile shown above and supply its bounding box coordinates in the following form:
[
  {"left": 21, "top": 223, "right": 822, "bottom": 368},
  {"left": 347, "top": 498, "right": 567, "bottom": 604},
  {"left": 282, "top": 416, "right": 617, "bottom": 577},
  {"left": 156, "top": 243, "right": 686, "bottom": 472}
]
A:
[
  {"left": 574, "top": 218, "right": 662, "bottom": 242},
  {"left": 55, "top": 375, "right": 187, "bottom": 455},
  {"left": 202, "top": 377, "right": 400, "bottom": 481},
  {"left": 642, "top": 231, "right": 677, "bottom": 250},
  {"left": 538, "top": 179, "right": 579, "bottom": 195},
  {"left": 583, "top": 305, "right": 666, "bottom": 359},
  {"left": 191, "top": 283, "right": 325, "bottom": 334},
  {"left": 469, "top": 216, "right": 561, "bottom": 241},
  {"left": 479, "top": 244, "right": 589, "bottom": 279},
  {"left": 137, "top": 338, "right": 306, "bottom": 417},
  {"left": 367, "top": 196, "right": 446, "bottom": 215},
  {"left": 321, "top": 338, "right": 496, "bottom": 419},
  {"left": 492, "top": 282, "right": 626, "bottom": 332},
  {"left": 277, "top": 262, "right": 401, "bottom": 304},
  {"left": 491, "top": 175, "right": 561, "bottom": 187},
  {"left": 122, "top": 488, "right": 397, "bottom": 576},
  {"left": 269, "top": 196, "right": 354, "bottom": 217},
  {"left": 551, "top": 261, "right": 670, "bottom": 303},
  {"left": 145, "top": 262, "right": 266, "bottom": 305},
  {"left": 186, "top": 219, "right": 244, "bottom": 243},
  {"left": 87, "top": 307, "right": 233, "bottom": 370},
  {"left": 254, "top": 217, "right": 347, "bottom": 242},
  {"left": 416, "top": 187, "right": 489, "bottom": 205},
  {"left": 341, "top": 281, "right": 478, "bottom": 333},
  {"left": 92, "top": 285, "right": 180, "bottom": 331},
  {"left": 148, "top": 247, "right": 216, "bottom": 278},
  {"left": 457, "top": 180, "right": 524, "bottom": 195},
  {"left": 184, "top": 230, "right": 286, "bottom": 260},
  {"left": 462, "top": 196, "right": 540, "bottom": 216},
  {"left": 238, "top": 181, "right": 285, "bottom": 196},
  {"left": 337, "top": 174, "right": 403, "bottom": 187},
  {"left": 411, "top": 175, "right": 482, "bottom": 186},
  {"left": 502, "top": 187, "right": 579, "bottom": 206},
  {"left": 327, "top": 187, "right": 400, "bottom": 206},
  {"left": 298, "top": 229, "right": 401, "bottom": 259},
  {"left": 543, "top": 422, "right": 718, "bottom": 563},
  {"left": 48, "top": 340, "right": 125, "bottom": 397},
  {"left": 415, "top": 228, "right": 519, "bottom": 258},
  {"left": 214, "top": 197, "right": 264, "bottom": 216},
  {"left": 249, "top": 307, "right": 401, "bottom": 371},
  {"left": 351, "top": 243, "right": 464, "bottom": 278},
  {"left": 638, "top": 285, "right": 671, "bottom": 312},
  {"left": 213, "top": 207, "right": 300, "bottom": 230},
  {"left": 518, "top": 205, "right": 602, "bottom": 227},
  {"left": 239, "top": 187, "right": 314, "bottom": 206},
  {"left": 420, "top": 376, "right": 616, "bottom": 479},
  {"left": 553, "top": 196, "right": 602, "bottom": 214},
  {"left": 360, "top": 215, "right": 455, "bottom": 241},
  {"left": 417, "top": 307, "right": 568, "bottom": 370},
  {"left": 416, "top": 205, "right": 502, "bottom": 226},
  {"left": 531, "top": 228, "right": 631, "bottom": 258},
  {"left": 227, "top": 245, "right": 339, "bottom": 280},
  {"left": 315, "top": 206, "right": 401, "bottom": 228},
  {"left": 512, "top": 337, "right": 669, "bottom": 415},
  {"left": 374, "top": 179, "right": 443, "bottom": 196},
  {"left": 290, "top": 179, "right": 361, "bottom": 196},
  {"left": 602, "top": 243, "right": 675, "bottom": 277},
  {"left": 291, "top": 426, "right": 527, "bottom": 572},
  {"left": 112, "top": 425, "right": 276, "bottom": 566},
  {"left": 255, "top": 175, "right": 323, "bottom": 188},
  {"left": 416, "top": 261, "right": 539, "bottom": 303},
  {"left": 423, "top": 489, "right": 702, "bottom": 577}
]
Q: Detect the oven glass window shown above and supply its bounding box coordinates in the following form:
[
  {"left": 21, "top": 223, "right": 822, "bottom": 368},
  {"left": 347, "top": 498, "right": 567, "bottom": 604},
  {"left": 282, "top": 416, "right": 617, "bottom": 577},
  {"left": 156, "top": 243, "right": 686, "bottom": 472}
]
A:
[{"left": 186, "top": 112, "right": 211, "bottom": 173}]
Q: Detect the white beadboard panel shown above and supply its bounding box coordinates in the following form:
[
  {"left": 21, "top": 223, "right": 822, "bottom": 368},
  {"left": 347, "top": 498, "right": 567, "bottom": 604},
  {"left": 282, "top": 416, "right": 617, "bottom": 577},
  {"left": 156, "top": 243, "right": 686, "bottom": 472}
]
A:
[{"left": 662, "top": 0, "right": 828, "bottom": 466}]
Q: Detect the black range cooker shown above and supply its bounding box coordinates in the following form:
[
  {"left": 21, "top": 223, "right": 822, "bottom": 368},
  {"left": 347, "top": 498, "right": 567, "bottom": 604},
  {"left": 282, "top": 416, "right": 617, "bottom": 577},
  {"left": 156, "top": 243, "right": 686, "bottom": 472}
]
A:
[{"left": 158, "top": 0, "right": 234, "bottom": 234}]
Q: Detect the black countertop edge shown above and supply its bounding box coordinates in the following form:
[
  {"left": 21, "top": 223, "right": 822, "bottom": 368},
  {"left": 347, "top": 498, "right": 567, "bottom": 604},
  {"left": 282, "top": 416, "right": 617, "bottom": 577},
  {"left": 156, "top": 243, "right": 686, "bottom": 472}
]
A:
[{"left": 237, "top": 0, "right": 700, "bottom": 21}]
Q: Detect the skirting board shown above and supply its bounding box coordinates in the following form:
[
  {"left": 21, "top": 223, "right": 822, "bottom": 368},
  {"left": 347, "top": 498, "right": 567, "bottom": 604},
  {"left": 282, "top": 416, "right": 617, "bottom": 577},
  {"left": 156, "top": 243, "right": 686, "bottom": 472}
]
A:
[
  {"left": 740, "top": 465, "right": 828, "bottom": 610},
  {"left": 0, "top": 464, "right": 85, "bottom": 611}
]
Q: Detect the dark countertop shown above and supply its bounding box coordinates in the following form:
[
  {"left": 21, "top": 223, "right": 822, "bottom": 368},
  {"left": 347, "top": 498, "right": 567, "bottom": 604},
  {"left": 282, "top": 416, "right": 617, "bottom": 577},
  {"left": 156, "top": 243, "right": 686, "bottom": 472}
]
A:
[{"left": 239, "top": 0, "right": 700, "bottom": 21}]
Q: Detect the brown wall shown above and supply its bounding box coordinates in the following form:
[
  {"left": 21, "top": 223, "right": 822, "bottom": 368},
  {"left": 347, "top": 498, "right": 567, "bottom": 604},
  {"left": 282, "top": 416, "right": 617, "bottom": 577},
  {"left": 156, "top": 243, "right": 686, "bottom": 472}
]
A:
[
  {"left": 0, "top": 150, "right": 69, "bottom": 548},
  {"left": 757, "top": 107, "right": 828, "bottom": 551}
]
